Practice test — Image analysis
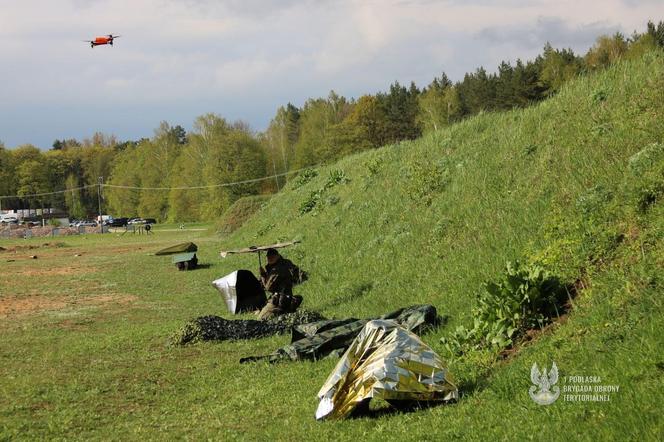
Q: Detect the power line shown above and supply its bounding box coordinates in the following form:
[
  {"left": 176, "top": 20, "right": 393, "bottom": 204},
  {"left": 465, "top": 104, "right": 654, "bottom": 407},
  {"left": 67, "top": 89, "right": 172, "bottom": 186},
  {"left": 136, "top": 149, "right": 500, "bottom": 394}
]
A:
[
  {"left": 99, "top": 168, "right": 306, "bottom": 191},
  {"left": 103, "top": 173, "right": 283, "bottom": 190},
  {"left": 0, "top": 167, "right": 310, "bottom": 199},
  {"left": 0, "top": 184, "right": 97, "bottom": 199}
]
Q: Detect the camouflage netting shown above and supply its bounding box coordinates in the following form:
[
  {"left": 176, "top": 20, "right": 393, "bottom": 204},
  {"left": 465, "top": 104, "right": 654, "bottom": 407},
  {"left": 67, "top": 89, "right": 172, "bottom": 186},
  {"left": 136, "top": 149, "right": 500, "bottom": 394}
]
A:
[
  {"left": 266, "top": 309, "right": 325, "bottom": 330},
  {"left": 240, "top": 305, "right": 441, "bottom": 364},
  {"left": 170, "top": 309, "right": 326, "bottom": 346}
]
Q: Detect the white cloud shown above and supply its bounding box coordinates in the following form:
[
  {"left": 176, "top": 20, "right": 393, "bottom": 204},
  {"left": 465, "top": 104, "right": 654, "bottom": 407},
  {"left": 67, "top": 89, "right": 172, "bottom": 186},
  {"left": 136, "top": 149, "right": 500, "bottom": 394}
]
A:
[{"left": 0, "top": 0, "right": 660, "bottom": 147}]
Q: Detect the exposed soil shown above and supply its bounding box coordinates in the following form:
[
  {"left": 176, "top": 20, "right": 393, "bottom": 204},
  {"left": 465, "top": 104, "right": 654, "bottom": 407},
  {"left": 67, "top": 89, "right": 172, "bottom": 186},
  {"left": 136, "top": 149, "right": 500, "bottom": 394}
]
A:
[
  {"left": 498, "top": 313, "right": 570, "bottom": 360},
  {"left": 0, "top": 293, "right": 137, "bottom": 318},
  {"left": 105, "top": 246, "right": 145, "bottom": 254},
  {"left": 0, "top": 242, "right": 68, "bottom": 253},
  {"left": 11, "top": 266, "right": 98, "bottom": 277}
]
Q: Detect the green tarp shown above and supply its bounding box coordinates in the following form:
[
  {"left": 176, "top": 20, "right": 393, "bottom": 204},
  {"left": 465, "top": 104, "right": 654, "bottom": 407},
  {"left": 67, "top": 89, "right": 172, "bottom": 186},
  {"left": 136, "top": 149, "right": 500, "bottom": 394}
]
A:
[
  {"left": 172, "top": 252, "right": 197, "bottom": 264},
  {"left": 155, "top": 242, "right": 198, "bottom": 256},
  {"left": 240, "top": 304, "right": 440, "bottom": 363}
]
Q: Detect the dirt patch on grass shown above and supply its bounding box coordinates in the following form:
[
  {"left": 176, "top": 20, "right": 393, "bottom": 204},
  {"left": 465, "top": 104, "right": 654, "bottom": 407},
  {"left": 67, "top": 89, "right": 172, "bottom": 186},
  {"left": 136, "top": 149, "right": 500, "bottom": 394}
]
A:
[
  {"left": 498, "top": 314, "right": 570, "bottom": 361},
  {"left": 0, "top": 293, "right": 138, "bottom": 318},
  {"left": 0, "top": 242, "right": 68, "bottom": 253},
  {"left": 0, "top": 296, "right": 65, "bottom": 317},
  {"left": 104, "top": 245, "right": 146, "bottom": 254},
  {"left": 11, "top": 266, "right": 98, "bottom": 277}
]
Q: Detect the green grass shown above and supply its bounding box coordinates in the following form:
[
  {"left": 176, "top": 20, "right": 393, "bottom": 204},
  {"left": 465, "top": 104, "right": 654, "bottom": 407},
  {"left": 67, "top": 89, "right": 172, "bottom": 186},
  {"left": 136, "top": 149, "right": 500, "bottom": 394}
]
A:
[
  {"left": 1, "top": 51, "right": 664, "bottom": 440},
  {"left": 215, "top": 194, "right": 273, "bottom": 235}
]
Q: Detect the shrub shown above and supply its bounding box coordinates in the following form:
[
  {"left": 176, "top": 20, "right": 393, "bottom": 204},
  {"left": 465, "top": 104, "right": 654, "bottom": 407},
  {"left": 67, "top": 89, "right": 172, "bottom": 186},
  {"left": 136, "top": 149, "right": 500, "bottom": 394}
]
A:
[
  {"left": 441, "top": 260, "right": 567, "bottom": 355},
  {"left": 365, "top": 158, "right": 382, "bottom": 176},
  {"left": 291, "top": 168, "right": 318, "bottom": 189},
  {"left": 299, "top": 189, "right": 323, "bottom": 214},
  {"left": 405, "top": 158, "right": 451, "bottom": 205},
  {"left": 299, "top": 169, "right": 349, "bottom": 215},
  {"left": 326, "top": 169, "right": 349, "bottom": 187}
]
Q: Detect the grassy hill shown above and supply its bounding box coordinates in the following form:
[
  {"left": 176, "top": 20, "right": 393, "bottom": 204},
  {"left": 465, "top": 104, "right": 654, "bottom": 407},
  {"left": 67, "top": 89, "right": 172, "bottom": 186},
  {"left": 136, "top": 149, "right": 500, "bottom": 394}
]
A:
[{"left": 1, "top": 51, "right": 663, "bottom": 440}]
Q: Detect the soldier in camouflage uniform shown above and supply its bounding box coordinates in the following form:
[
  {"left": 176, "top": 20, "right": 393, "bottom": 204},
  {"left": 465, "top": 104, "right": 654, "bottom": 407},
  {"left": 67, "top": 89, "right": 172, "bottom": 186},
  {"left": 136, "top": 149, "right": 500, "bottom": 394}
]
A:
[{"left": 258, "top": 248, "right": 305, "bottom": 320}]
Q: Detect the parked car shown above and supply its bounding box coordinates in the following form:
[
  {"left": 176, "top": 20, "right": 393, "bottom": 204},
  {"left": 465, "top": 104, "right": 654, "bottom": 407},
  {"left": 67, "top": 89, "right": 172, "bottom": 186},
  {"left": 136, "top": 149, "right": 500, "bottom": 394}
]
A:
[
  {"left": 128, "top": 218, "right": 146, "bottom": 225},
  {"left": 75, "top": 220, "right": 98, "bottom": 227},
  {"left": 109, "top": 217, "right": 129, "bottom": 227},
  {"left": 69, "top": 219, "right": 80, "bottom": 227},
  {"left": 0, "top": 214, "right": 19, "bottom": 224},
  {"left": 143, "top": 218, "right": 157, "bottom": 225}
]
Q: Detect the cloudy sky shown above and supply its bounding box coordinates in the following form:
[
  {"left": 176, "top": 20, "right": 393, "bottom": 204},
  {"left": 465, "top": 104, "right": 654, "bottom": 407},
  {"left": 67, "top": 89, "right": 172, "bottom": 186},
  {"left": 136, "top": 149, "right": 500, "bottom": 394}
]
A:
[{"left": 0, "top": 0, "right": 661, "bottom": 148}]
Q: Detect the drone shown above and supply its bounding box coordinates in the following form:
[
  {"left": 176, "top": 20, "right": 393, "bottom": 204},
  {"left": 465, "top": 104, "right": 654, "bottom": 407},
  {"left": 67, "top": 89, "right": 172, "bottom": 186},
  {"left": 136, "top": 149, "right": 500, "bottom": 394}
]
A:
[{"left": 83, "top": 34, "right": 121, "bottom": 48}]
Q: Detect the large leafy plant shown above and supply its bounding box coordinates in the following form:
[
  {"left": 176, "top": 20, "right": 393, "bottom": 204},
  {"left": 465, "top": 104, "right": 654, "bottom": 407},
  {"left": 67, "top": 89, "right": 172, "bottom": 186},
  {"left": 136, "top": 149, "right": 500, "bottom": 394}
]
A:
[
  {"left": 299, "top": 169, "right": 349, "bottom": 214},
  {"left": 442, "top": 261, "right": 566, "bottom": 355}
]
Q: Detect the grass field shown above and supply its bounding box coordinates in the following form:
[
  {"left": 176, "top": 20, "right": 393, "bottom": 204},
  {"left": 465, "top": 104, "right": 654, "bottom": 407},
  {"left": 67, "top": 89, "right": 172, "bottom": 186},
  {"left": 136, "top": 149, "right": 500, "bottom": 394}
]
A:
[{"left": 2, "top": 51, "right": 664, "bottom": 440}]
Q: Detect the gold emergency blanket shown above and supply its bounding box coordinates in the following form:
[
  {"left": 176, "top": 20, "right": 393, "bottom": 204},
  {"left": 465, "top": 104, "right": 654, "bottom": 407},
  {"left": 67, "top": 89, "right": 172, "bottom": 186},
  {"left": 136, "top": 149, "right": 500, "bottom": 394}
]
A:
[{"left": 315, "top": 320, "right": 458, "bottom": 420}]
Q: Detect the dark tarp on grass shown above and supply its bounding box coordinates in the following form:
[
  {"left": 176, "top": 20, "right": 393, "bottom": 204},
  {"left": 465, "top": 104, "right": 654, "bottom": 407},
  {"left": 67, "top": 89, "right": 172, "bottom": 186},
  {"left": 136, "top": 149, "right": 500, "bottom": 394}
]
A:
[
  {"left": 155, "top": 242, "right": 198, "bottom": 256},
  {"left": 240, "top": 304, "right": 440, "bottom": 363},
  {"left": 169, "top": 310, "right": 327, "bottom": 346}
]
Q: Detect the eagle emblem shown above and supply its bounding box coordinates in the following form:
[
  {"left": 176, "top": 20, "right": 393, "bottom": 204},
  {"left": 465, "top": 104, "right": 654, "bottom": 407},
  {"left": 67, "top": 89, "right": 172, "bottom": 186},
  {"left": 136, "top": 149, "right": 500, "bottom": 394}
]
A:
[{"left": 529, "top": 362, "right": 560, "bottom": 405}]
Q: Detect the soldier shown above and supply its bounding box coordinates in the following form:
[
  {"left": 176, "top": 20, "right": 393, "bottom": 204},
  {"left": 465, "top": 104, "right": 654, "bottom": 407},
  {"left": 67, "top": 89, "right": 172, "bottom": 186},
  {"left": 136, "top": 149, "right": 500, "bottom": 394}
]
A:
[
  {"left": 258, "top": 248, "right": 305, "bottom": 320},
  {"left": 259, "top": 248, "right": 303, "bottom": 296}
]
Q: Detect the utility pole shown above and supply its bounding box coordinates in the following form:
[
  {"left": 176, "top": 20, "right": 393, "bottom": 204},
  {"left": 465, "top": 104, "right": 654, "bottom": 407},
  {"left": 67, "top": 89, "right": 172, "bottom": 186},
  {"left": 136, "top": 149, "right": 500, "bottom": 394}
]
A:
[
  {"left": 97, "top": 176, "right": 103, "bottom": 233},
  {"left": 267, "top": 132, "right": 281, "bottom": 192}
]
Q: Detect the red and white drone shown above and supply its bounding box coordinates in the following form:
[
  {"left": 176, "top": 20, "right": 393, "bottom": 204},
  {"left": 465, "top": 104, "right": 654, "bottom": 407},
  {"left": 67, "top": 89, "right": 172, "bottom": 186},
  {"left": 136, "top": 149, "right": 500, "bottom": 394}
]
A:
[{"left": 83, "top": 34, "right": 121, "bottom": 48}]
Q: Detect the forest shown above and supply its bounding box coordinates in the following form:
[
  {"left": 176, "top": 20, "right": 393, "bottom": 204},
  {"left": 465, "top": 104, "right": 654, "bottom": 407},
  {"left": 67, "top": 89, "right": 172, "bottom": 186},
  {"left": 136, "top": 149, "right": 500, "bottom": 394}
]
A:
[{"left": 1, "top": 21, "right": 663, "bottom": 222}]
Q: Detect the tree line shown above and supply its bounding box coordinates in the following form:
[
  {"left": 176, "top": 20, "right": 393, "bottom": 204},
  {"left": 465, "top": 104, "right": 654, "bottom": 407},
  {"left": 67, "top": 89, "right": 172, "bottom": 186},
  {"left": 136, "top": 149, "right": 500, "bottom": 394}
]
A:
[{"left": 1, "top": 21, "right": 663, "bottom": 222}]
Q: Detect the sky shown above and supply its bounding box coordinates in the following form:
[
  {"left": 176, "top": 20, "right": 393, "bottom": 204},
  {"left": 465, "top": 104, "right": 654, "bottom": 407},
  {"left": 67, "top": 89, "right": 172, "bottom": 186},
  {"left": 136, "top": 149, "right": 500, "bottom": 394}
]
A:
[{"left": 0, "top": 0, "right": 661, "bottom": 149}]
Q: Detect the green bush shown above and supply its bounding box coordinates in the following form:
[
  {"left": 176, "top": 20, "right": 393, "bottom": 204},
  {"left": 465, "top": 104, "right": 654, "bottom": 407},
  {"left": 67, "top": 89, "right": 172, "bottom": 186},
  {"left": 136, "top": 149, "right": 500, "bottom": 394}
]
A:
[
  {"left": 299, "top": 169, "right": 349, "bottom": 215},
  {"left": 442, "top": 260, "right": 567, "bottom": 355},
  {"left": 299, "top": 189, "right": 323, "bottom": 214},
  {"left": 291, "top": 168, "right": 318, "bottom": 189},
  {"left": 326, "top": 169, "right": 349, "bottom": 187},
  {"left": 405, "top": 158, "right": 451, "bottom": 205},
  {"left": 365, "top": 157, "right": 382, "bottom": 176}
]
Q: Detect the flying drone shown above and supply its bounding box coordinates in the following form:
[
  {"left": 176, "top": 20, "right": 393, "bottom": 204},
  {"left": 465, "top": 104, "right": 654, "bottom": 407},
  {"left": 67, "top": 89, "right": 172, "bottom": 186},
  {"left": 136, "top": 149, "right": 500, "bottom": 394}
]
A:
[{"left": 83, "top": 34, "right": 121, "bottom": 48}]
